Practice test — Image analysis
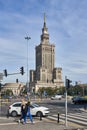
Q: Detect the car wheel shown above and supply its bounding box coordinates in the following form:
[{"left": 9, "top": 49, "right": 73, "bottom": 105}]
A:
[
  {"left": 74, "top": 102, "right": 77, "bottom": 105},
  {"left": 36, "top": 111, "right": 43, "bottom": 117},
  {"left": 11, "top": 111, "right": 17, "bottom": 117}
]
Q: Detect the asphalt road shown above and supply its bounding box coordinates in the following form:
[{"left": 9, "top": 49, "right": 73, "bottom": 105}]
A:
[
  {"left": 0, "top": 98, "right": 86, "bottom": 117},
  {"left": 37, "top": 98, "right": 85, "bottom": 115}
]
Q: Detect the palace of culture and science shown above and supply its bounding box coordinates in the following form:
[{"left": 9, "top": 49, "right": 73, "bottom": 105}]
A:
[{"left": 29, "top": 14, "right": 64, "bottom": 93}]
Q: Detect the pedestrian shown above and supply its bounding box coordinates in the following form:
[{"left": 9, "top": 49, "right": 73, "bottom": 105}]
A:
[
  {"left": 26, "top": 100, "right": 34, "bottom": 124},
  {"left": 18, "top": 99, "right": 27, "bottom": 124}
]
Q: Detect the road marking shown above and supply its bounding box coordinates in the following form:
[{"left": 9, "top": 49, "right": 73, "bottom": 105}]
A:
[
  {"left": 0, "top": 117, "right": 14, "bottom": 120},
  {"left": 43, "top": 116, "right": 83, "bottom": 128},
  {"left": 1, "top": 112, "right": 86, "bottom": 127},
  {"left": 47, "top": 112, "right": 87, "bottom": 127},
  {"left": 0, "top": 120, "right": 41, "bottom": 126},
  {"left": 0, "top": 122, "right": 18, "bottom": 126}
]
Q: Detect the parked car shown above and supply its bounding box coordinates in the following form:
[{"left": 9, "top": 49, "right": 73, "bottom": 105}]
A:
[
  {"left": 51, "top": 95, "right": 62, "bottom": 100},
  {"left": 72, "top": 96, "right": 87, "bottom": 104},
  {"left": 8, "top": 102, "right": 50, "bottom": 117}
]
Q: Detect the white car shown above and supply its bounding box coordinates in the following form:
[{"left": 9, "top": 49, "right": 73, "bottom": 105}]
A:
[
  {"left": 8, "top": 102, "right": 50, "bottom": 117},
  {"left": 51, "top": 95, "right": 62, "bottom": 100}
]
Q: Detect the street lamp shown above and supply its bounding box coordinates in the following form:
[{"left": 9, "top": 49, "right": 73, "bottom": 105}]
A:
[{"left": 25, "top": 36, "right": 31, "bottom": 94}]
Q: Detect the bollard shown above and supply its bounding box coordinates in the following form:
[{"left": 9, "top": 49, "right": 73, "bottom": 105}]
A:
[
  {"left": 7, "top": 110, "right": 9, "bottom": 118},
  {"left": 57, "top": 112, "right": 59, "bottom": 123},
  {"left": 40, "top": 112, "right": 42, "bottom": 121},
  {"left": 84, "top": 105, "right": 87, "bottom": 110}
]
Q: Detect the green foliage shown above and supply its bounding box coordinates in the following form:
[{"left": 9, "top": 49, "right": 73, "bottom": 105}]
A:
[
  {"left": 57, "top": 87, "right": 65, "bottom": 95},
  {"left": 37, "top": 84, "right": 87, "bottom": 97},
  {"left": 22, "top": 89, "right": 27, "bottom": 94},
  {"left": 67, "top": 85, "right": 87, "bottom": 96},
  {"left": 38, "top": 87, "right": 60, "bottom": 97},
  {"left": 20, "top": 85, "right": 27, "bottom": 95},
  {"left": 2, "top": 89, "right": 13, "bottom": 97}
]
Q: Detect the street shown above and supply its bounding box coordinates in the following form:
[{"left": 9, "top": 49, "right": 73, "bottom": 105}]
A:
[
  {"left": 0, "top": 97, "right": 86, "bottom": 116},
  {"left": 37, "top": 98, "right": 86, "bottom": 114},
  {"left": 0, "top": 97, "right": 87, "bottom": 129}
]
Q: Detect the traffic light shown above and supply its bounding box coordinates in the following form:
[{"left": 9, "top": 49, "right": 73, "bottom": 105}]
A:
[
  {"left": 66, "top": 79, "right": 72, "bottom": 88},
  {"left": 4, "top": 69, "right": 7, "bottom": 77},
  {"left": 16, "top": 79, "right": 19, "bottom": 83},
  {"left": 20, "top": 67, "right": 24, "bottom": 75}
]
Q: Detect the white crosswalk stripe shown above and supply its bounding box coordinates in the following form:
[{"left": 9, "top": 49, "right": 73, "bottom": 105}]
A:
[
  {"left": 47, "top": 112, "right": 87, "bottom": 126},
  {"left": 0, "top": 120, "right": 40, "bottom": 126}
]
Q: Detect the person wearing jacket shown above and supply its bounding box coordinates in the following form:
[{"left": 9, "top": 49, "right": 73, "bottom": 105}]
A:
[
  {"left": 26, "top": 100, "right": 33, "bottom": 123},
  {"left": 19, "top": 99, "right": 27, "bottom": 124}
]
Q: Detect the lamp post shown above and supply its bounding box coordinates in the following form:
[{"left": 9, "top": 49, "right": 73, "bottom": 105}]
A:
[{"left": 25, "top": 36, "right": 31, "bottom": 95}]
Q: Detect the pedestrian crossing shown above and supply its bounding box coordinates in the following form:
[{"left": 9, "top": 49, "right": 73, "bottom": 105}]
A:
[
  {"left": 46, "top": 112, "right": 87, "bottom": 127},
  {"left": 0, "top": 112, "right": 87, "bottom": 127}
]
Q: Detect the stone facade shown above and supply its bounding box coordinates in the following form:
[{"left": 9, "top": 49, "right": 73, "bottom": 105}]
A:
[
  {"left": 2, "top": 83, "right": 25, "bottom": 96},
  {"left": 29, "top": 14, "right": 64, "bottom": 93}
]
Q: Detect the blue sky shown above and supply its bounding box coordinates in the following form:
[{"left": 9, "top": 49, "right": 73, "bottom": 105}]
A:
[{"left": 0, "top": 0, "right": 87, "bottom": 85}]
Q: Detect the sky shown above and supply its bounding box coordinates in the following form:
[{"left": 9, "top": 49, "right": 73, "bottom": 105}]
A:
[{"left": 0, "top": 0, "right": 87, "bottom": 85}]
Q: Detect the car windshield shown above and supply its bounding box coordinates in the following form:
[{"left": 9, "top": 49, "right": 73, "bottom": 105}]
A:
[
  {"left": 13, "top": 103, "right": 21, "bottom": 107},
  {"left": 73, "top": 96, "right": 82, "bottom": 100},
  {"left": 31, "top": 103, "right": 39, "bottom": 107}
]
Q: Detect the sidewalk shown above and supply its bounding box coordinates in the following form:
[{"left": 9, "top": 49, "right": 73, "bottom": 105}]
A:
[
  {"left": 0, "top": 116, "right": 85, "bottom": 130},
  {"left": 0, "top": 116, "right": 79, "bottom": 130},
  {"left": 79, "top": 108, "right": 87, "bottom": 112}
]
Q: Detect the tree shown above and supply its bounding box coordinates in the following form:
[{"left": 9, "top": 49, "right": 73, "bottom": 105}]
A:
[
  {"left": 58, "top": 87, "right": 65, "bottom": 95},
  {"left": 2, "top": 89, "right": 13, "bottom": 98},
  {"left": 38, "top": 87, "right": 59, "bottom": 97}
]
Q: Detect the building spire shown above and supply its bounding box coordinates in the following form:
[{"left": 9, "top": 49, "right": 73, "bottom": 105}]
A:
[
  {"left": 44, "top": 13, "right": 46, "bottom": 28},
  {"left": 44, "top": 13, "right": 46, "bottom": 23},
  {"left": 41, "top": 13, "right": 49, "bottom": 43}
]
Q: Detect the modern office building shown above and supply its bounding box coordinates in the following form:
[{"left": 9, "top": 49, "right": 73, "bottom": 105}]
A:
[{"left": 29, "top": 14, "right": 64, "bottom": 93}]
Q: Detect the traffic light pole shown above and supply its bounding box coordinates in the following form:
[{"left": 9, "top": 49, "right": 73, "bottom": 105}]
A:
[
  {"left": 7, "top": 73, "right": 21, "bottom": 75},
  {"left": 3, "top": 68, "right": 25, "bottom": 77},
  {"left": 65, "top": 76, "right": 68, "bottom": 127},
  {"left": 25, "top": 36, "right": 31, "bottom": 96},
  {"left": 4, "top": 72, "right": 23, "bottom": 77},
  {"left": 0, "top": 81, "right": 1, "bottom": 116}
]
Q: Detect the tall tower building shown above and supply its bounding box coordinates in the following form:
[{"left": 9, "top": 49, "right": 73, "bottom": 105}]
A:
[{"left": 29, "top": 14, "right": 64, "bottom": 92}]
